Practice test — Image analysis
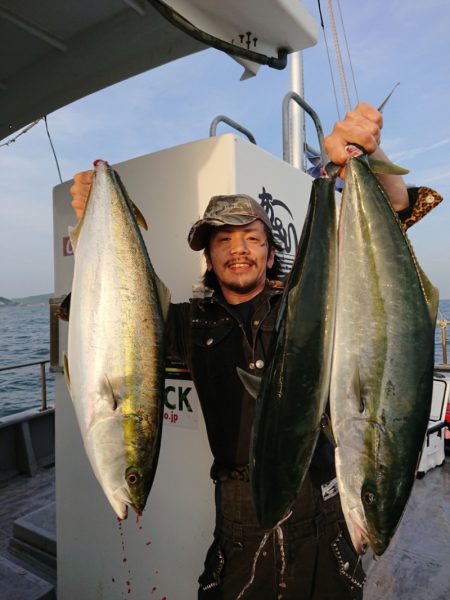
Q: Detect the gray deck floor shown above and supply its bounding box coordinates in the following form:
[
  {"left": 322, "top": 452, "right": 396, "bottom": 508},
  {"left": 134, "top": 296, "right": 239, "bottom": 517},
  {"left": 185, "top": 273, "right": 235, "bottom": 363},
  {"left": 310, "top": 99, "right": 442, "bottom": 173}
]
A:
[
  {"left": 0, "top": 461, "right": 449, "bottom": 599},
  {"left": 0, "top": 467, "right": 55, "bottom": 556},
  {"left": 364, "top": 458, "right": 450, "bottom": 600}
]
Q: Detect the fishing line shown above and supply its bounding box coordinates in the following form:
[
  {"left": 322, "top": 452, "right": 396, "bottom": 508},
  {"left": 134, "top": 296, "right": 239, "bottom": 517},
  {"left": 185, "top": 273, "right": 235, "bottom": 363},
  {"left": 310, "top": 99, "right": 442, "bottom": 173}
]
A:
[
  {"left": 317, "top": 0, "right": 342, "bottom": 120},
  {"left": 44, "top": 115, "right": 63, "bottom": 184},
  {"left": 336, "top": 0, "right": 359, "bottom": 104}
]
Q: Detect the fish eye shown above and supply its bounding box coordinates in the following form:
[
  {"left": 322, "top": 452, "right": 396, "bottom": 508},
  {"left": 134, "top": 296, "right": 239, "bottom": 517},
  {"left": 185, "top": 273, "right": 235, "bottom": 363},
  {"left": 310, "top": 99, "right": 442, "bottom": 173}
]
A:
[
  {"left": 363, "top": 491, "right": 376, "bottom": 505},
  {"left": 126, "top": 468, "right": 140, "bottom": 486}
]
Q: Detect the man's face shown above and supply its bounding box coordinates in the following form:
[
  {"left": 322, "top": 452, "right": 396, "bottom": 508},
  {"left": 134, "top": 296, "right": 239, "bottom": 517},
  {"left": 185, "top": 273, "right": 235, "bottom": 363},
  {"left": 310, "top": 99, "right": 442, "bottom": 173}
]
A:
[{"left": 205, "top": 220, "right": 275, "bottom": 303}]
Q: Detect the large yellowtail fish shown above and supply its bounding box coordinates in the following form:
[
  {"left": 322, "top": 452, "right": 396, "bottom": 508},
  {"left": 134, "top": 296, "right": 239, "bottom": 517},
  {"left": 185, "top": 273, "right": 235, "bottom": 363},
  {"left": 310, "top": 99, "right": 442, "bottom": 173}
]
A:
[
  {"left": 330, "top": 155, "right": 438, "bottom": 555},
  {"left": 239, "top": 169, "right": 338, "bottom": 528},
  {"left": 65, "top": 160, "right": 170, "bottom": 519}
]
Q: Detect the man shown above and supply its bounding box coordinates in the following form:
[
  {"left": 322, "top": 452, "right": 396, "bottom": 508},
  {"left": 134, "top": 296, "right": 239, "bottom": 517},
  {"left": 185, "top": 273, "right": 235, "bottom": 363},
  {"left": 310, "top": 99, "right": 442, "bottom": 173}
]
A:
[{"left": 70, "top": 103, "right": 441, "bottom": 599}]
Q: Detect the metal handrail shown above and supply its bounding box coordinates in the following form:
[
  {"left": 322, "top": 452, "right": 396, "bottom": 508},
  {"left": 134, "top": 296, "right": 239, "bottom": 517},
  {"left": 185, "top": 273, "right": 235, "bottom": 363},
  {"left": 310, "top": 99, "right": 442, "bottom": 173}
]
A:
[
  {"left": 282, "top": 91, "right": 329, "bottom": 168},
  {"left": 0, "top": 360, "right": 51, "bottom": 411},
  {"left": 209, "top": 115, "right": 256, "bottom": 144}
]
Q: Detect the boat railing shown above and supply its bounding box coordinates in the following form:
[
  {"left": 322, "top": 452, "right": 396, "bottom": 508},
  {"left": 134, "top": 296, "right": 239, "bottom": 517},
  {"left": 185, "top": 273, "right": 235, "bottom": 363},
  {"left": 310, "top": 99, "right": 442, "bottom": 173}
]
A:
[
  {"left": 437, "top": 317, "right": 450, "bottom": 366},
  {"left": 0, "top": 360, "right": 52, "bottom": 412},
  {"left": 209, "top": 115, "right": 256, "bottom": 144},
  {"left": 282, "top": 91, "right": 329, "bottom": 168}
]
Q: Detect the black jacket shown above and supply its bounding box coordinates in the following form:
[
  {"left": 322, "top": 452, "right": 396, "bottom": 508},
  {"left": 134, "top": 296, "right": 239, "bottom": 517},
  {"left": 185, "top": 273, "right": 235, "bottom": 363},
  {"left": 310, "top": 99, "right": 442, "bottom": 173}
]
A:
[{"left": 165, "top": 281, "right": 336, "bottom": 484}]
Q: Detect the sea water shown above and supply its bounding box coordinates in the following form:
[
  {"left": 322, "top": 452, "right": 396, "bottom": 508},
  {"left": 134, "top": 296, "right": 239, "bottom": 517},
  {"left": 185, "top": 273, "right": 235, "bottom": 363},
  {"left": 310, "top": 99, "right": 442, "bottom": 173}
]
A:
[
  {"left": 0, "top": 300, "right": 449, "bottom": 418},
  {"left": 0, "top": 304, "right": 55, "bottom": 417}
]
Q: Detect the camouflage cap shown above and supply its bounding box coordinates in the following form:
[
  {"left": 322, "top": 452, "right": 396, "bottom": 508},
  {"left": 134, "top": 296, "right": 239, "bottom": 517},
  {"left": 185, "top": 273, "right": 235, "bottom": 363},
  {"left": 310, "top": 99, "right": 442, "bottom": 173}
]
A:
[{"left": 188, "top": 194, "right": 272, "bottom": 251}]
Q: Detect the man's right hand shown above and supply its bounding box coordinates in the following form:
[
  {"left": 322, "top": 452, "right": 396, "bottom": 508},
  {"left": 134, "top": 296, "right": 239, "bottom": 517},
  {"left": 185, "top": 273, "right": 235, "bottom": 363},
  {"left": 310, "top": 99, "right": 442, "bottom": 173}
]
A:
[{"left": 70, "top": 170, "right": 93, "bottom": 220}]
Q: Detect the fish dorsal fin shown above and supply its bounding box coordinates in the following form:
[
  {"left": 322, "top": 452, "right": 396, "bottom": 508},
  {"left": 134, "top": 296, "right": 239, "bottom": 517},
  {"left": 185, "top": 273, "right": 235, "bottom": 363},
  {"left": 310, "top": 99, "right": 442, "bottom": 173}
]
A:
[
  {"left": 132, "top": 202, "right": 148, "bottom": 230},
  {"left": 155, "top": 276, "right": 171, "bottom": 322},
  {"left": 237, "top": 367, "right": 261, "bottom": 399},
  {"left": 113, "top": 169, "right": 148, "bottom": 230},
  {"left": 416, "top": 264, "right": 440, "bottom": 324},
  {"left": 63, "top": 353, "right": 71, "bottom": 392}
]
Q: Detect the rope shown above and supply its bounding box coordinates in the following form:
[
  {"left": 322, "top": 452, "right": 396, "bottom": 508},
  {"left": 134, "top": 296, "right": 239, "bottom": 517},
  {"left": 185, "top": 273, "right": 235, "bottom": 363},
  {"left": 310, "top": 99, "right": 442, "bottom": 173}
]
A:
[
  {"left": 317, "top": 0, "right": 342, "bottom": 120},
  {"left": 327, "top": 0, "right": 352, "bottom": 113},
  {"left": 336, "top": 0, "right": 359, "bottom": 104}
]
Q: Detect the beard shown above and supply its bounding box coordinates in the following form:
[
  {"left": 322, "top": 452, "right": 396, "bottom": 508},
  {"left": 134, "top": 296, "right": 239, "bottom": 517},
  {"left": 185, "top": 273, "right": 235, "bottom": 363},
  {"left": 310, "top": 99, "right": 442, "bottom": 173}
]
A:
[{"left": 220, "top": 277, "right": 262, "bottom": 296}]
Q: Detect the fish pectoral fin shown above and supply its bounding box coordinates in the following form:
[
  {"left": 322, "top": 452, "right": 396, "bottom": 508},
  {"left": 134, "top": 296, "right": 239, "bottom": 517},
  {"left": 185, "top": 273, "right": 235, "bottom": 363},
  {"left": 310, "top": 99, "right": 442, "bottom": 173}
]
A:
[
  {"left": 63, "top": 354, "right": 71, "bottom": 392},
  {"left": 155, "top": 275, "right": 171, "bottom": 322},
  {"left": 237, "top": 367, "right": 261, "bottom": 399},
  {"left": 349, "top": 367, "right": 365, "bottom": 413},
  {"left": 367, "top": 157, "right": 409, "bottom": 175},
  {"left": 101, "top": 375, "right": 119, "bottom": 410}
]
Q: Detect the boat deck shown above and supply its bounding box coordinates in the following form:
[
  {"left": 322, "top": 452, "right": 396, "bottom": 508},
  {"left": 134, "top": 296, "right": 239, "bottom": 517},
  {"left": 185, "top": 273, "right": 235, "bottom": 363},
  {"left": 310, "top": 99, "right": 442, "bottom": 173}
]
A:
[
  {"left": 363, "top": 457, "right": 450, "bottom": 600},
  {"left": 0, "top": 460, "right": 449, "bottom": 599},
  {"left": 0, "top": 466, "right": 55, "bottom": 557}
]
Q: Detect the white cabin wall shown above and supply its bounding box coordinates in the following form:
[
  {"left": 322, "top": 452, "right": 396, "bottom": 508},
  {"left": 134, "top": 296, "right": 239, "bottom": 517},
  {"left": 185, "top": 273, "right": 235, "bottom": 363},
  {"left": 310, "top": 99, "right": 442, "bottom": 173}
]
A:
[{"left": 53, "top": 135, "right": 314, "bottom": 599}]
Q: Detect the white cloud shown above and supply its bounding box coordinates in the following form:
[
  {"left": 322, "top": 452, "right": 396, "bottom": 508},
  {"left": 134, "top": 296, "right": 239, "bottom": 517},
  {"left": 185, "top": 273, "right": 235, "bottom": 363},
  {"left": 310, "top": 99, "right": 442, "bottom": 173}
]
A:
[{"left": 390, "top": 138, "right": 450, "bottom": 162}]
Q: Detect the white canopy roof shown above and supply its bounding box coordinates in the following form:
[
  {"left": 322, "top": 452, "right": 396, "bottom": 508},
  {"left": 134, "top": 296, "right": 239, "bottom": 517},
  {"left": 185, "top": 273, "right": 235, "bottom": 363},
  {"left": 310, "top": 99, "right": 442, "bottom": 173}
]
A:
[{"left": 0, "top": 0, "right": 318, "bottom": 141}]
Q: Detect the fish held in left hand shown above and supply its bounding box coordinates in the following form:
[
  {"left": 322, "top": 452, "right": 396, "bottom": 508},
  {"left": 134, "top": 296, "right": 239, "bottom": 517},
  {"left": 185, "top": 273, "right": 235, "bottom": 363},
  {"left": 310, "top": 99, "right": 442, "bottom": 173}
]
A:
[{"left": 64, "top": 159, "right": 170, "bottom": 519}]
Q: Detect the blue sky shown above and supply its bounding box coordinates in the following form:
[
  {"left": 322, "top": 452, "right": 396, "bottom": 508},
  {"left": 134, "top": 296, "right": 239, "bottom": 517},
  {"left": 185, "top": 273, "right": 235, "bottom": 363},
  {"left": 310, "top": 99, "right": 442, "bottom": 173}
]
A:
[{"left": 0, "top": 0, "right": 449, "bottom": 299}]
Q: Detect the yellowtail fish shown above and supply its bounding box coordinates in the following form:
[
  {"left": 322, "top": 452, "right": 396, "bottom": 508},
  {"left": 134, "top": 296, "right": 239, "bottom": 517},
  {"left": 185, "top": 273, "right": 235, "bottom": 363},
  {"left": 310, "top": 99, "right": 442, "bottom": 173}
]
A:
[
  {"left": 239, "top": 169, "right": 338, "bottom": 529},
  {"left": 329, "top": 155, "right": 438, "bottom": 555},
  {"left": 64, "top": 160, "right": 170, "bottom": 519}
]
